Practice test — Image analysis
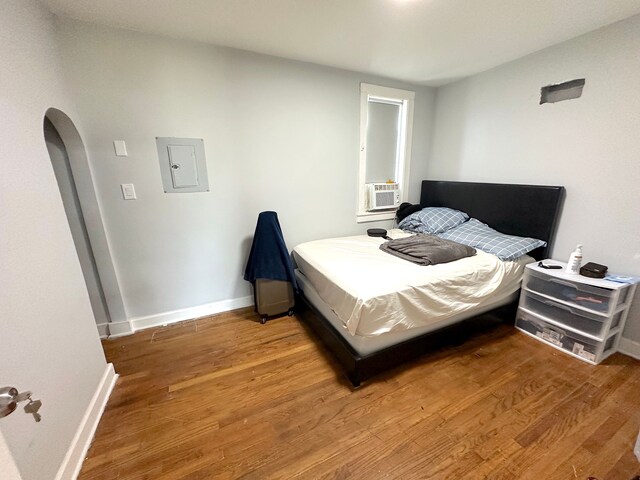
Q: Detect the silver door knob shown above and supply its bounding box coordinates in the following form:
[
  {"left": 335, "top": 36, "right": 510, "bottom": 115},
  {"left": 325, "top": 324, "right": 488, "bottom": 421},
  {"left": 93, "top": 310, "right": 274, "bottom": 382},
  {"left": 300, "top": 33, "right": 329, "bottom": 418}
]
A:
[
  {"left": 0, "top": 387, "right": 19, "bottom": 418},
  {"left": 0, "top": 386, "right": 41, "bottom": 422}
]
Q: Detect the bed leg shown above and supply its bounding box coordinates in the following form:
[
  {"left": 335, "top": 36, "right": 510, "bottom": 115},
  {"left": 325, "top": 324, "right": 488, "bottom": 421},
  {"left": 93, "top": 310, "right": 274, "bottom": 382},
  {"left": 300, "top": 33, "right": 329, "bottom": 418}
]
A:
[{"left": 348, "top": 369, "right": 361, "bottom": 389}]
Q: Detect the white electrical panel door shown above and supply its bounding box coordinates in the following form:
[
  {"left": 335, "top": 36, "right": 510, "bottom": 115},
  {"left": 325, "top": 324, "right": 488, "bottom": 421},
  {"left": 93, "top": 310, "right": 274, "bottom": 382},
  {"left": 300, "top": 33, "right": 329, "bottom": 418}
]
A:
[
  {"left": 168, "top": 145, "right": 199, "bottom": 188},
  {"left": 156, "top": 137, "right": 209, "bottom": 193}
]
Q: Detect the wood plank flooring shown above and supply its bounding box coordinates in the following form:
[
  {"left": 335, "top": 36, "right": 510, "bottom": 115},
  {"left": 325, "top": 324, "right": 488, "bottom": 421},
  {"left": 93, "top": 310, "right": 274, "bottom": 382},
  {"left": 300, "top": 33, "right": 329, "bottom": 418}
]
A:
[{"left": 79, "top": 307, "right": 640, "bottom": 479}]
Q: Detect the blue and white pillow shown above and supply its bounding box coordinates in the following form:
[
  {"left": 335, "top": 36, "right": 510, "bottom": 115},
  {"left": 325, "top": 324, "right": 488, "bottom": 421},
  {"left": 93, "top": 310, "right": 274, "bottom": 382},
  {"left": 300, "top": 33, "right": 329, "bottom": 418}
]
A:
[
  {"left": 399, "top": 207, "right": 469, "bottom": 235},
  {"left": 437, "top": 218, "right": 546, "bottom": 261}
]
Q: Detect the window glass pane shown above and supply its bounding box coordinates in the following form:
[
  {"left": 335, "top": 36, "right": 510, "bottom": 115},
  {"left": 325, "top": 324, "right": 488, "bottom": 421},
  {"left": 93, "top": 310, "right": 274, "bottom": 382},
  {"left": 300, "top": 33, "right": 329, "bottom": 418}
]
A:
[{"left": 365, "top": 101, "right": 400, "bottom": 184}]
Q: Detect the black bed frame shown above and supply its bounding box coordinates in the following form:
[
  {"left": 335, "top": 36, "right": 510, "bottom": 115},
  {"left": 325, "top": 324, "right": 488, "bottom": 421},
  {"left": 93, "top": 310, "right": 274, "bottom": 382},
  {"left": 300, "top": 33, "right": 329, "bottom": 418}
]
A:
[{"left": 298, "top": 180, "right": 565, "bottom": 387}]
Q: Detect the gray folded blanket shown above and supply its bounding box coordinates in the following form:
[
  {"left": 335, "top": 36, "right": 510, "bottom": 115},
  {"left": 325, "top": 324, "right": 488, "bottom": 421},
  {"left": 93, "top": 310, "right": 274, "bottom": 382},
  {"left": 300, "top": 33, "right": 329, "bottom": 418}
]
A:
[{"left": 380, "top": 234, "right": 476, "bottom": 266}]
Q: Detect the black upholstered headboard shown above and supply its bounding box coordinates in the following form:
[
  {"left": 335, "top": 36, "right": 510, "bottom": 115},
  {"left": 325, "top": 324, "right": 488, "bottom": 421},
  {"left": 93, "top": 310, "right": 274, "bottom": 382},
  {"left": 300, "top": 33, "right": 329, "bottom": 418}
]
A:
[{"left": 419, "top": 180, "right": 565, "bottom": 261}]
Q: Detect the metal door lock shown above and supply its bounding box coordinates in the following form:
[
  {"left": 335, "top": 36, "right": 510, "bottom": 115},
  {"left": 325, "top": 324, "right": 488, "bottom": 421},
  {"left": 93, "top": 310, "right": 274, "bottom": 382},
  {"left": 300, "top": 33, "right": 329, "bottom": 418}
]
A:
[{"left": 0, "top": 387, "right": 42, "bottom": 422}]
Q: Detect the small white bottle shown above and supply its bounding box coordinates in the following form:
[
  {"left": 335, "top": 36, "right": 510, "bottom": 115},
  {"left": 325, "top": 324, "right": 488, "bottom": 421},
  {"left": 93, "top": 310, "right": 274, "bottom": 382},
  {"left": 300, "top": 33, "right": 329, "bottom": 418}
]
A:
[{"left": 565, "top": 244, "right": 583, "bottom": 274}]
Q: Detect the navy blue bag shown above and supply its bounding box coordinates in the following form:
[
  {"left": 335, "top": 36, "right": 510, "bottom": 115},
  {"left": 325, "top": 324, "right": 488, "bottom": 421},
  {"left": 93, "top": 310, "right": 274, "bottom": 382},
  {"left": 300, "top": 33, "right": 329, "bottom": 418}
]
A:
[{"left": 243, "top": 211, "right": 298, "bottom": 290}]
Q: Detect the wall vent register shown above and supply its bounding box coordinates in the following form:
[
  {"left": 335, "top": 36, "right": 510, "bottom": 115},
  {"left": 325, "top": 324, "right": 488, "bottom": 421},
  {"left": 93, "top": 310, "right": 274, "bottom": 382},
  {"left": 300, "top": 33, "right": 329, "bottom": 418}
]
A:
[
  {"left": 156, "top": 137, "right": 209, "bottom": 193},
  {"left": 540, "top": 79, "right": 585, "bottom": 104}
]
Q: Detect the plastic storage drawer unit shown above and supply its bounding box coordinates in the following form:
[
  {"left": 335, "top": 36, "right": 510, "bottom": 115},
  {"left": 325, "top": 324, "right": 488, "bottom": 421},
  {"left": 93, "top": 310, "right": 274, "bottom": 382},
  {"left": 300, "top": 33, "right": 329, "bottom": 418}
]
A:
[
  {"left": 515, "top": 260, "right": 636, "bottom": 365},
  {"left": 515, "top": 309, "right": 615, "bottom": 363},
  {"left": 523, "top": 268, "right": 626, "bottom": 315},
  {"left": 519, "top": 291, "right": 624, "bottom": 339}
]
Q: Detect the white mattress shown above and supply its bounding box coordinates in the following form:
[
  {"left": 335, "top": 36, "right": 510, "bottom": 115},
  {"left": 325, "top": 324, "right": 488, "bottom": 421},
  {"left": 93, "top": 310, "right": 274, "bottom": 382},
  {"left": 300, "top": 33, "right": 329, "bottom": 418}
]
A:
[
  {"left": 296, "top": 269, "right": 521, "bottom": 355},
  {"left": 293, "top": 229, "right": 532, "bottom": 339}
]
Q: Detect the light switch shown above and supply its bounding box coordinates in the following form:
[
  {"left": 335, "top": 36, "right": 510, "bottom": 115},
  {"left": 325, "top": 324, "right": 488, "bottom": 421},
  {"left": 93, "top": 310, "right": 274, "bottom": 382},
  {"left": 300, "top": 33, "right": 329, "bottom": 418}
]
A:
[
  {"left": 121, "top": 183, "right": 137, "bottom": 200},
  {"left": 113, "top": 140, "right": 128, "bottom": 157}
]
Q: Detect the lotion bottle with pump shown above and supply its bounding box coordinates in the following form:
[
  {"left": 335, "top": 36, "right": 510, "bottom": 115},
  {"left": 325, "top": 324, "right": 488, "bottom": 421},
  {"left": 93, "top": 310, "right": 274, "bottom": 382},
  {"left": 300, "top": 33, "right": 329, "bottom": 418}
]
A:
[{"left": 566, "top": 244, "right": 583, "bottom": 274}]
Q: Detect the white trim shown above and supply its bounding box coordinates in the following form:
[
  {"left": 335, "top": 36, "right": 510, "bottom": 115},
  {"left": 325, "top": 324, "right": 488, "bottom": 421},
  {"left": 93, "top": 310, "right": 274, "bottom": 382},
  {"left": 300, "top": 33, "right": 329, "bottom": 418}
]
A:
[
  {"left": 357, "top": 83, "right": 414, "bottom": 222},
  {"left": 129, "top": 295, "right": 254, "bottom": 332},
  {"left": 618, "top": 337, "right": 640, "bottom": 360},
  {"left": 102, "top": 296, "right": 255, "bottom": 339},
  {"left": 96, "top": 322, "right": 109, "bottom": 339},
  {"left": 55, "top": 363, "right": 117, "bottom": 480},
  {"left": 360, "top": 83, "right": 416, "bottom": 100},
  {"left": 106, "top": 320, "right": 134, "bottom": 338},
  {"left": 400, "top": 95, "right": 413, "bottom": 202},
  {"left": 356, "top": 211, "right": 396, "bottom": 223},
  {"left": 357, "top": 86, "right": 369, "bottom": 219}
]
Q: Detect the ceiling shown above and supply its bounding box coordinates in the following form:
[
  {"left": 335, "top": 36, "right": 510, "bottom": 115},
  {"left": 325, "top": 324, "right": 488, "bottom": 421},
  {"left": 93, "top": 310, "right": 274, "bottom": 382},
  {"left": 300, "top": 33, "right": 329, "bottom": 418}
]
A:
[{"left": 42, "top": 0, "right": 640, "bottom": 86}]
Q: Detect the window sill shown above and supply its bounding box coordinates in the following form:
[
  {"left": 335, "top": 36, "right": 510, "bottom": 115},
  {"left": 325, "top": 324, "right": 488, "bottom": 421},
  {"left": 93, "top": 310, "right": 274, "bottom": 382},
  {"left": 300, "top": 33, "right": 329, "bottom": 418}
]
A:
[{"left": 356, "top": 210, "right": 396, "bottom": 224}]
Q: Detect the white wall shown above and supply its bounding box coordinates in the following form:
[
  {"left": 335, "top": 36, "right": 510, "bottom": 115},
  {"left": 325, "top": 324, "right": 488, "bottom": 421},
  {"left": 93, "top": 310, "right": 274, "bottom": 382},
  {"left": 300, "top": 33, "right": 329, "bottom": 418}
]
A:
[
  {"left": 0, "top": 431, "right": 22, "bottom": 480},
  {"left": 429, "top": 14, "right": 640, "bottom": 342},
  {"left": 0, "top": 1, "right": 108, "bottom": 478},
  {"left": 56, "top": 18, "right": 436, "bottom": 321}
]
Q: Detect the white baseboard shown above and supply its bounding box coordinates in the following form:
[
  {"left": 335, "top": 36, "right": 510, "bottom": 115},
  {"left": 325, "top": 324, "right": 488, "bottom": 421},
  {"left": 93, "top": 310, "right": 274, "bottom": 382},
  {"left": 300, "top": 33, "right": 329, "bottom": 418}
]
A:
[
  {"left": 618, "top": 337, "right": 640, "bottom": 360},
  {"left": 55, "top": 363, "right": 118, "bottom": 480},
  {"left": 96, "top": 322, "right": 109, "bottom": 339},
  {"left": 106, "top": 320, "right": 134, "bottom": 338},
  {"left": 129, "top": 295, "right": 254, "bottom": 332}
]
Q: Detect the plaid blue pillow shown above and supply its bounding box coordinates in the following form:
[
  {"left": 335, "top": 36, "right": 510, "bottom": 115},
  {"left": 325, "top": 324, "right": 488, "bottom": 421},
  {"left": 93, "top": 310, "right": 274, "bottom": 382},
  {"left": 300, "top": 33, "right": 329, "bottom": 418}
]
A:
[
  {"left": 437, "top": 218, "right": 546, "bottom": 261},
  {"left": 398, "top": 207, "right": 469, "bottom": 235}
]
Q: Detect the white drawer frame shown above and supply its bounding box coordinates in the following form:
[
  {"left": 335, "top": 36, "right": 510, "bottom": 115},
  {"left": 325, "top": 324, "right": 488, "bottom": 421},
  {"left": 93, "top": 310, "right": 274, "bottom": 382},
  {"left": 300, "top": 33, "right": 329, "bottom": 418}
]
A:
[{"left": 516, "top": 260, "right": 637, "bottom": 364}]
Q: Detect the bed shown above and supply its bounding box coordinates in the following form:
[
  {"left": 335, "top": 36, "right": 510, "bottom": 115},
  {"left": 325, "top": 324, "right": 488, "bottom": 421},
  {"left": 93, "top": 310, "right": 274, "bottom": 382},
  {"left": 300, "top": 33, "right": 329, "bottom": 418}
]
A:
[{"left": 293, "top": 180, "right": 564, "bottom": 387}]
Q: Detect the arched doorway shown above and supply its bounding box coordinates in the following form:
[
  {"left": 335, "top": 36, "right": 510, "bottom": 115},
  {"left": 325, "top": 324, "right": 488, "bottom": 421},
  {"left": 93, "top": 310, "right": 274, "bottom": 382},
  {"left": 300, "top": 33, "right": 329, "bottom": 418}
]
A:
[{"left": 43, "top": 108, "right": 128, "bottom": 336}]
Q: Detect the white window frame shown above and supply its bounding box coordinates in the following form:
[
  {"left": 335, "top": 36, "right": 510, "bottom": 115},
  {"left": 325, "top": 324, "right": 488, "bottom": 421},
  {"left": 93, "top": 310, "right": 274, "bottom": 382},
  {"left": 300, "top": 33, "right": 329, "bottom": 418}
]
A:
[{"left": 357, "top": 83, "right": 415, "bottom": 223}]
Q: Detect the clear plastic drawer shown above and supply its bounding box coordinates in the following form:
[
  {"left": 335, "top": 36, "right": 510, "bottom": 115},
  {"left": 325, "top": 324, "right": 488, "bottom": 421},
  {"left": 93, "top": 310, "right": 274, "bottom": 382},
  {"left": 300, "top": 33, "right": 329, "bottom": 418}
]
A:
[
  {"left": 515, "top": 309, "right": 606, "bottom": 363},
  {"left": 519, "top": 291, "right": 623, "bottom": 338},
  {"left": 523, "top": 269, "right": 622, "bottom": 315}
]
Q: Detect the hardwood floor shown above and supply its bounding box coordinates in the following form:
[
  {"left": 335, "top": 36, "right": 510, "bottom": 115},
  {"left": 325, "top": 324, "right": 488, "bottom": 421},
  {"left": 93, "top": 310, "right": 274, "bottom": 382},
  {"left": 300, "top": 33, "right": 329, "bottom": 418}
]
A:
[{"left": 79, "top": 307, "right": 640, "bottom": 479}]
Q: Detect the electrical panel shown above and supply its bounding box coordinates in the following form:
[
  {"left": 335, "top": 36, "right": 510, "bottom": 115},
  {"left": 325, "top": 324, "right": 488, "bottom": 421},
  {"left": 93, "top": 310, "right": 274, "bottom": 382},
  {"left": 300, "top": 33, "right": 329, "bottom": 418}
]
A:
[{"left": 156, "top": 137, "right": 209, "bottom": 193}]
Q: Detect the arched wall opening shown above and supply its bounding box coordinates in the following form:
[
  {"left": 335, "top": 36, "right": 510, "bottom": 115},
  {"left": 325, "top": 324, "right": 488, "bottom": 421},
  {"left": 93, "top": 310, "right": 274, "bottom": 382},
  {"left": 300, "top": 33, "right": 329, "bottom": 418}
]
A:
[{"left": 43, "top": 107, "right": 129, "bottom": 336}]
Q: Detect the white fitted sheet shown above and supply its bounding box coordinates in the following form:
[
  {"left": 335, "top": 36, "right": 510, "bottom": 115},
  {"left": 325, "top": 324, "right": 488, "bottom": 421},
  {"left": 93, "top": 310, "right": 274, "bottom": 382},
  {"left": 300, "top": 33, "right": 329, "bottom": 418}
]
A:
[
  {"left": 295, "top": 269, "right": 520, "bottom": 355},
  {"left": 293, "top": 230, "right": 532, "bottom": 337}
]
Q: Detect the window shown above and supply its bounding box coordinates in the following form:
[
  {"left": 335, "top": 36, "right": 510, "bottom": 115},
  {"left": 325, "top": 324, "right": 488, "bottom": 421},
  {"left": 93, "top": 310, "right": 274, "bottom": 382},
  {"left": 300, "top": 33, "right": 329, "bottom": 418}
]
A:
[{"left": 357, "top": 83, "right": 414, "bottom": 222}]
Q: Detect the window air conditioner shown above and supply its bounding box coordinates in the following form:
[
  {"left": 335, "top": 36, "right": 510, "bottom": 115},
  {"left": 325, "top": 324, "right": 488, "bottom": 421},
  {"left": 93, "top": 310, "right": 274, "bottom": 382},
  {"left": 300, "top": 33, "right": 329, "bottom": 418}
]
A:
[{"left": 366, "top": 183, "right": 400, "bottom": 211}]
